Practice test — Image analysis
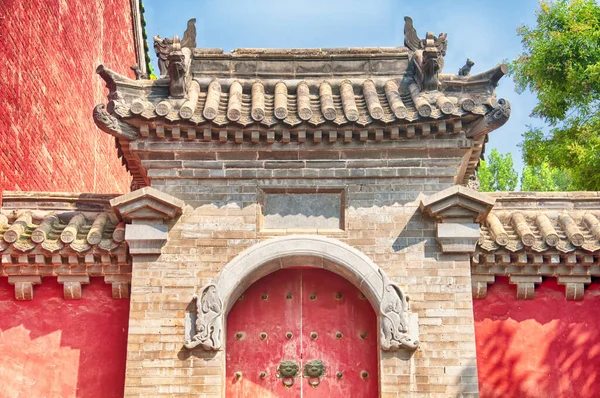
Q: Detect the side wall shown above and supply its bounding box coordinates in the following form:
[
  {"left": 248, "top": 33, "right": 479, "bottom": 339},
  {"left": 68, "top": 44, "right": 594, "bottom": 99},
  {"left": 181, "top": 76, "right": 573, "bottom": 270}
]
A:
[
  {"left": 474, "top": 277, "right": 600, "bottom": 398},
  {"left": 0, "top": 0, "right": 136, "bottom": 193},
  {"left": 0, "top": 277, "right": 130, "bottom": 398}
]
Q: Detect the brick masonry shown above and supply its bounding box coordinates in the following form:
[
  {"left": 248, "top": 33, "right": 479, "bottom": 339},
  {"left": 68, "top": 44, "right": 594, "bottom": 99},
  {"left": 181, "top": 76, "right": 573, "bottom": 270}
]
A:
[
  {"left": 0, "top": 0, "right": 136, "bottom": 193},
  {"left": 122, "top": 138, "right": 480, "bottom": 397}
]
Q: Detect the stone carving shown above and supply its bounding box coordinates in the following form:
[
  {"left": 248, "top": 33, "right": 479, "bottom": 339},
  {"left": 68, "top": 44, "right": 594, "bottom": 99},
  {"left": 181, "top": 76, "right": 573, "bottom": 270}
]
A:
[
  {"left": 92, "top": 104, "right": 138, "bottom": 140},
  {"left": 459, "top": 58, "right": 475, "bottom": 76},
  {"left": 466, "top": 98, "right": 511, "bottom": 138},
  {"left": 167, "top": 36, "right": 191, "bottom": 99},
  {"left": 404, "top": 16, "right": 447, "bottom": 91},
  {"left": 184, "top": 284, "right": 223, "bottom": 350},
  {"left": 153, "top": 18, "right": 196, "bottom": 77},
  {"left": 130, "top": 64, "right": 148, "bottom": 80},
  {"left": 303, "top": 359, "right": 326, "bottom": 387},
  {"left": 277, "top": 360, "right": 300, "bottom": 387},
  {"left": 467, "top": 174, "right": 480, "bottom": 191},
  {"left": 379, "top": 271, "right": 419, "bottom": 351}
]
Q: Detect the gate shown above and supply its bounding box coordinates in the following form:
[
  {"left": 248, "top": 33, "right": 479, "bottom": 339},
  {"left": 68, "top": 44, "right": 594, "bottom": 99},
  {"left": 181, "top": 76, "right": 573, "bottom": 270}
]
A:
[{"left": 226, "top": 268, "right": 378, "bottom": 397}]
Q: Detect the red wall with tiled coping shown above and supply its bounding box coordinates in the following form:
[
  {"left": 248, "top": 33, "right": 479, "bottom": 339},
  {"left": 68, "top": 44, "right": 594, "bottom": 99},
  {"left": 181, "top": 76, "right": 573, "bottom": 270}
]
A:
[
  {"left": 474, "top": 277, "right": 600, "bottom": 398},
  {"left": 0, "top": 0, "right": 136, "bottom": 193},
  {"left": 0, "top": 277, "right": 130, "bottom": 397}
]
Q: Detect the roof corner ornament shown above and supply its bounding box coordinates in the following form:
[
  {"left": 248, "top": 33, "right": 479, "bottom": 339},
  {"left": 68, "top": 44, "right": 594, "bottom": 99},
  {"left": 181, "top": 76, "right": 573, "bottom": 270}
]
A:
[
  {"left": 153, "top": 18, "right": 196, "bottom": 77},
  {"left": 184, "top": 284, "right": 223, "bottom": 351},
  {"left": 93, "top": 104, "right": 139, "bottom": 141},
  {"left": 404, "top": 16, "right": 447, "bottom": 92},
  {"left": 466, "top": 98, "right": 512, "bottom": 138},
  {"left": 379, "top": 270, "right": 419, "bottom": 351},
  {"left": 458, "top": 58, "right": 475, "bottom": 76}
]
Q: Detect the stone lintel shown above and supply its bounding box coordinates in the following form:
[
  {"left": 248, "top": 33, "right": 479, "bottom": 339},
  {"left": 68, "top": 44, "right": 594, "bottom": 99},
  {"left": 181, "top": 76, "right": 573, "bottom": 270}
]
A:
[
  {"left": 110, "top": 187, "right": 184, "bottom": 222},
  {"left": 8, "top": 275, "right": 42, "bottom": 300},
  {"left": 471, "top": 274, "right": 495, "bottom": 299},
  {"left": 509, "top": 275, "right": 542, "bottom": 300},
  {"left": 557, "top": 275, "right": 591, "bottom": 300}
]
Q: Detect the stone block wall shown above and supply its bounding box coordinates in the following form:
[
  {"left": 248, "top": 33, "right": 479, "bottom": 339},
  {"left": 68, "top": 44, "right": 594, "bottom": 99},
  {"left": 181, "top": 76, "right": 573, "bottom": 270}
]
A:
[
  {"left": 123, "top": 138, "right": 480, "bottom": 396},
  {"left": 0, "top": 0, "right": 136, "bottom": 193}
]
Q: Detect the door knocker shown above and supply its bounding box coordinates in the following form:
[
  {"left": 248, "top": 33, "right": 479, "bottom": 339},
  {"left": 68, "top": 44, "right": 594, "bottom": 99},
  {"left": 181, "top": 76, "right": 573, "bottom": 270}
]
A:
[
  {"left": 303, "top": 359, "right": 326, "bottom": 387},
  {"left": 277, "top": 360, "right": 299, "bottom": 387}
]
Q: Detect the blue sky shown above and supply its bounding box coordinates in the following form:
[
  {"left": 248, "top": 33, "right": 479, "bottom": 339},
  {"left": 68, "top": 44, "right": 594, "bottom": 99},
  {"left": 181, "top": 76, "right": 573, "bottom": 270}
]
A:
[{"left": 143, "top": 0, "right": 542, "bottom": 174}]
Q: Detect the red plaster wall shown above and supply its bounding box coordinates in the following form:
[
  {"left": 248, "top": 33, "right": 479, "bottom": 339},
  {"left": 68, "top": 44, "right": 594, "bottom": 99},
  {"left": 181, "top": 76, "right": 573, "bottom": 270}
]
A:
[
  {"left": 0, "top": 277, "right": 130, "bottom": 398},
  {"left": 0, "top": 0, "right": 136, "bottom": 194},
  {"left": 474, "top": 277, "right": 600, "bottom": 398}
]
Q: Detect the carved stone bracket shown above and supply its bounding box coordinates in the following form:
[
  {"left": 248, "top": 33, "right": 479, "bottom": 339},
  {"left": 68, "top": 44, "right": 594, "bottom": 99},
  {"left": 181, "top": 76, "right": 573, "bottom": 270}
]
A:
[
  {"left": 471, "top": 275, "right": 495, "bottom": 299},
  {"left": 557, "top": 276, "right": 591, "bottom": 300},
  {"left": 184, "top": 235, "right": 419, "bottom": 352},
  {"left": 509, "top": 275, "right": 542, "bottom": 300},
  {"left": 57, "top": 275, "right": 90, "bottom": 300},
  {"left": 8, "top": 275, "right": 42, "bottom": 300}
]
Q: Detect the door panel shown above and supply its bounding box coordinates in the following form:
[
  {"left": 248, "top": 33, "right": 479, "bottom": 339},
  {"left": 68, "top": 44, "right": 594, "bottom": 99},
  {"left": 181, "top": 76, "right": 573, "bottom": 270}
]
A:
[
  {"left": 226, "top": 269, "right": 302, "bottom": 397},
  {"left": 301, "top": 269, "right": 379, "bottom": 398},
  {"left": 226, "top": 268, "right": 378, "bottom": 397}
]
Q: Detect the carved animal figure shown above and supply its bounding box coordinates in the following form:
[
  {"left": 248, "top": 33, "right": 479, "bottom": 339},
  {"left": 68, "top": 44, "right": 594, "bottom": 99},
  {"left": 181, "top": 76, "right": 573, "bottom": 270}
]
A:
[
  {"left": 185, "top": 284, "right": 223, "bottom": 350},
  {"left": 404, "top": 16, "right": 448, "bottom": 91},
  {"left": 468, "top": 174, "right": 480, "bottom": 191},
  {"left": 153, "top": 18, "right": 196, "bottom": 77},
  {"left": 153, "top": 36, "right": 173, "bottom": 76},
  {"left": 168, "top": 39, "right": 189, "bottom": 98},
  {"left": 130, "top": 64, "right": 148, "bottom": 80},
  {"left": 459, "top": 58, "right": 475, "bottom": 76},
  {"left": 379, "top": 272, "right": 419, "bottom": 350},
  {"left": 181, "top": 18, "right": 197, "bottom": 48}
]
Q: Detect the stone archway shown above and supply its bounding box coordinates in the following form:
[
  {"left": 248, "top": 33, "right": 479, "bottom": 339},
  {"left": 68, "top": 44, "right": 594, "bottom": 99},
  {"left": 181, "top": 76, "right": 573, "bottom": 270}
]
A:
[{"left": 184, "top": 235, "right": 419, "bottom": 352}]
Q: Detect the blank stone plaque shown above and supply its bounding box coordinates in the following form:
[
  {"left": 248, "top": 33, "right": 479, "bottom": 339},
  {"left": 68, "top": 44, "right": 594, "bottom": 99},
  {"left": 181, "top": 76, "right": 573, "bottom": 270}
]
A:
[{"left": 263, "top": 193, "right": 342, "bottom": 230}]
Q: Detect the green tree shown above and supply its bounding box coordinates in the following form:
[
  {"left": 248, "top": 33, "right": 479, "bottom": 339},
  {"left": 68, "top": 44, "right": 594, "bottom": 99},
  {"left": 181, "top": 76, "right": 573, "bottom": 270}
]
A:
[
  {"left": 478, "top": 149, "right": 519, "bottom": 191},
  {"left": 511, "top": 0, "right": 600, "bottom": 190},
  {"left": 520, "top": 162, "right": 572, "bottom": 191}
]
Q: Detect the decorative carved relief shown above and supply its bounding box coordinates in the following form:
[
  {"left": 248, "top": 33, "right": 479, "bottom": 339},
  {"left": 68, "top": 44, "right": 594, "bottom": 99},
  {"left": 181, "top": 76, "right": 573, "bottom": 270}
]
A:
[
  {"left": 184, "top": 284, "right": 223, "bottom": 350},
  {"left": 379, "top": 271, "right": 419, "bottom": 351}
]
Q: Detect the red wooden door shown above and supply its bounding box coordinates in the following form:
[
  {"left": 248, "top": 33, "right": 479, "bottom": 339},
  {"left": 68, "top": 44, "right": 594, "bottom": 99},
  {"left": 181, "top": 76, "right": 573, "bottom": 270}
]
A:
[{"left": 226, "top": 268, "right": 378, "bottom": 397}]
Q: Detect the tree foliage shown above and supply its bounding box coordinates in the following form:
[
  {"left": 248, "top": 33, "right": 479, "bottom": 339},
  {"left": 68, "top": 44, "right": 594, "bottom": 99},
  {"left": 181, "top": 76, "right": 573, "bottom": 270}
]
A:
[
  {"left": 478, "top": 149, "right": 519, "bottom": 192},
  {"left": 521, "top": 162, "right": 572, "bottom": 191},
  {"left": 511, "top": 0, "right": 600, "bottom": 190}
]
